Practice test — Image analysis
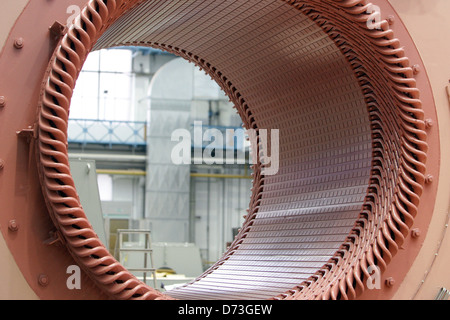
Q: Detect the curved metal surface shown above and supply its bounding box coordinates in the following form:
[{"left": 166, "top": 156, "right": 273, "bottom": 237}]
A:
[{"left": 0, "top": 0, "right": 445, "bottom": 300}]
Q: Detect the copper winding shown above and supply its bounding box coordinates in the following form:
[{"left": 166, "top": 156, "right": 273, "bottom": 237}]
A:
[
  {"left": 269, "top": 0, "right": 428, "bottom": 300},
  {"left": 38, "top": 0, "right": 166, "bottom": 300},
  {"left": 36, "top": 0, "right": 428, "bottom": 300}
]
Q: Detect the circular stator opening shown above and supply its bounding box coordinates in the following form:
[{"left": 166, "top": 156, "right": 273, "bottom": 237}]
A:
[{"left": 37, "top": 0, "right": 429, "bottom": 300}]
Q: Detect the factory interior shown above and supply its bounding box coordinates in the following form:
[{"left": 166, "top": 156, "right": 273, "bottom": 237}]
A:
[
  {"left": 68, "top": 47, "right": 253, "bottom": 290},
  {"left": 0, "top": 0, "right": 449, "bottom": 302}
]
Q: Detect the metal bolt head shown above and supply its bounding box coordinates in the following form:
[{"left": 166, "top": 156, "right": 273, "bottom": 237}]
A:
[
  {"left": 411, "top": 228, "right": 421, "bottom": 238},
  {"left": 14, "top": 37, "right": 24, "bottom": 49},
  {"left": 412, "top": 64, "right": 420, "bottom": 75},
  {"left": 424, "top": 118, "right": 433, "bottom": 129},
  {"left": 425, "top": 174, "right": 433, "bottom": 184},
  {"left": 385, "top": 277, "right": 395, "bottom": 288},
  {"left": 38, "top": 274, "right": 49, "bottom": 287},
  {"left": 386, "top": 15, "right": 395, "bottom": 25},
  {"left": 8, "top": 220, "right": 19, "bottom": 232},
  {"left": 0, "top": 96, "right": 5, "bottom": 108}
]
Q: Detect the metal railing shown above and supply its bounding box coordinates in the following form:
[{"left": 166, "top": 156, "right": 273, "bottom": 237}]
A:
[
  {"left": 68, "top": 119, "right": 249, "bottom": 151},
  {"left": 68, "top": 118, "right": 147, "bottom": 147}
]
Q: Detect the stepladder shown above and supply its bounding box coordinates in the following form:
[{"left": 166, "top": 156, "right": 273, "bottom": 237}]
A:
[{"left": 114, "top": 229, "right": 158, "bottom": 289}]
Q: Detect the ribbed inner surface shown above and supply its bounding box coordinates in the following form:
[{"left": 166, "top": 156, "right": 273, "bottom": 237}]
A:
[{"left": 95, "top": 0, "right": 372, "bottom": 300}]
